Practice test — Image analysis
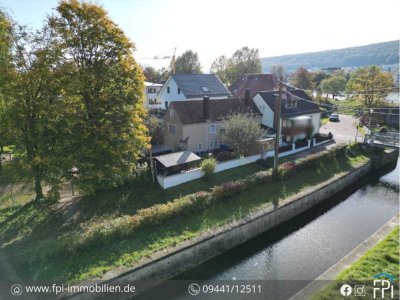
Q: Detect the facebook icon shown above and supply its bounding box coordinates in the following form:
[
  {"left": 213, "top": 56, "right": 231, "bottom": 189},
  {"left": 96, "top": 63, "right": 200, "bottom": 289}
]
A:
[{"left": 340, "top": 284, "right": 353, "bottom": 297}]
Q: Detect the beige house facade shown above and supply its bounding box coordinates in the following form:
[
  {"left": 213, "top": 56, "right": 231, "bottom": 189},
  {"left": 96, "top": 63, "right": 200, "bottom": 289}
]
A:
[{"left": 163, "top": 95, "right": 261, "bottom": 153}]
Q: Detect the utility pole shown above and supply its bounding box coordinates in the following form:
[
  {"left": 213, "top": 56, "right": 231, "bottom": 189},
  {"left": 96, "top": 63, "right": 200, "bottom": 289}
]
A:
[{"left": 273, "top": 77, "right": 283, "bottom": 176}]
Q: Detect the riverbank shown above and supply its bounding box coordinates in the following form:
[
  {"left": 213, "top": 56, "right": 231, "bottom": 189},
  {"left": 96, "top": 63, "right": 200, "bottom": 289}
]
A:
[
  {"left": 291, "top": 215, "right": 399, "bottom": 300},
  {"left": 312, "top": 225, "right": 399, "bottom": 300},
  {"left": 64, "top": 146, "right": 396, "bottom": 299},
  {"left": 0, "top": 145, "right": 396, "bottom": 299}
]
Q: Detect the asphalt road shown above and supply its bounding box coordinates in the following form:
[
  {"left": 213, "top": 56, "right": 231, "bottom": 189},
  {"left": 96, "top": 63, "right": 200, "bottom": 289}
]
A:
[{"left": 320, "top": 114, "right": 359, "bottom": 144}]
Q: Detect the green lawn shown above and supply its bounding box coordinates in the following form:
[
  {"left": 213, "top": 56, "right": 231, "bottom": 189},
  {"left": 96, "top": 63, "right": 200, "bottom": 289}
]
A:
[
  {"left": 0, "top": 147, "right": 370, "bottom": 284},
  {"left": 312, "top": 226, "right": 399, "bottom": 300},
  {"left": 0, "top": 160, "right": 264, "bottom": 212}
]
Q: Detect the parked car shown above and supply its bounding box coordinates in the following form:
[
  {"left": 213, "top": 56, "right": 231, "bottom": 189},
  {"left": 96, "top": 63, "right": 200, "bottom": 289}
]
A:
[{"left": 329, "top": 113, "right": 340, "bottom": 122}]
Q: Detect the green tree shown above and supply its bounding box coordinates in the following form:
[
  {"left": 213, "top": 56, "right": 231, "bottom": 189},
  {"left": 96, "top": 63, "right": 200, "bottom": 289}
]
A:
[
  {"left": 144, "top": 115, "right": 164, "bottom": 145},
  {"left": 174, "top": 50, "right": 202, "bottom": 74},
  {"left": 50, "top": 0, "right": 149, "bottom": 195},
  {"left": 210, "top": 55, "right": 229, "bottom": 83},
  {"left": 142, "top": 65, "right": 160, "bottom": 83},
  {"left": 291, "top": 67, "right": 313, "bottom": 90},
  {"left": 142, "top": 65, "right": 170, "bottom": 83},
  {"left": 211, "top": 47, "right": 262, "bottom": 84},
  {"left": 346, "top": 66, "right": 394, "bottom": 107},
  {"left": 226, "top": 47, "right": 261, "bottom": 84},
  {"left": 311, "top": 71, "right": 330, "bottom": 92},
  {"left": 0, "top": 10, "right": 14, "bottom": 173},
  {"left": 8, "top": 24, "right": 67, "bottom": 199},
  {"left": 222, "top": 113, "right": 264, "bottom": 156},
  {"left": 320, "top": 75, "right": 347, "bottom": 99}
]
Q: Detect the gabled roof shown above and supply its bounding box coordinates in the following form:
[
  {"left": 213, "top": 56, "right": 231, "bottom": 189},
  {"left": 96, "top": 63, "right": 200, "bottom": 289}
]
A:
[
  {"left": 171, "top": 74, "right": 231, "bottom": 99},
  {"left": 229, "top": 74, "right": 277, "bottom": 99},
  {"left": 170, "top": 98, "right": 261, "bottom": 125},
  {"left": 154, "top": 151, "right": 201, "bottom": 168},
  {"left": 257, "top": 90, "right": 321, "bottom": 117}
]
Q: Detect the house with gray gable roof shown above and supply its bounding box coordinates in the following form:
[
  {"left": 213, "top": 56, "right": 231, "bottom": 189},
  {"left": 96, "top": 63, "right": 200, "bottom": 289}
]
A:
[{"left": 156, "top": 74, "right": 231, "bottom": 109}]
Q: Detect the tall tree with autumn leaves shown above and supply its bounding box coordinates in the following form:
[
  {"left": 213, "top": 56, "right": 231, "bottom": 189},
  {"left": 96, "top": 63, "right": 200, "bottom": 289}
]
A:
[
  {"left": 48, "top": 0, "right": 149, "bottom": 195},
  {"left": 2, "top": 1, "right": 148, "bottom": 199},
  {"left": 0, "top": 10, "right": 14, "bottom": 173}
]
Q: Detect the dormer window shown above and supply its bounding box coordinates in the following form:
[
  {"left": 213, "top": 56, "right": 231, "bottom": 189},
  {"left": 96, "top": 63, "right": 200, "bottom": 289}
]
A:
[
  {"left": 201, "top": 87, "right": 209, "bottom": 92},
  {"left": 286, "top": 100, "right": 297, "bottom": 108}
]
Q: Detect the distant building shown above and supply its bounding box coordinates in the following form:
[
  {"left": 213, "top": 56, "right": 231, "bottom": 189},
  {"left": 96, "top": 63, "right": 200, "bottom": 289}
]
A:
[
  {"left": 163, "top": 95, "right": 261, "bottom": 153},
  {"left": 229, "top": 73, "right": 277, "bottom": 99},
  {"left": 144, "top": 82, "right": 163, "bottom": 110},
  {"left": 321, "top": 67, "right": 342, "bottom": 74},
  {"left": 156, "top": 74, "right": 231, "bottom": 109}
]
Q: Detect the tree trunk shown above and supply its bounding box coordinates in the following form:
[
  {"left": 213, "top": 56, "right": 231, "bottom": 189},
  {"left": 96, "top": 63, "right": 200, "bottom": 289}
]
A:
[
  {"left": 0, "top": 145, "right": 3, "bottom": 173},
  {"left": 34, "top": 171, "right": 44, "bottom": 200}
]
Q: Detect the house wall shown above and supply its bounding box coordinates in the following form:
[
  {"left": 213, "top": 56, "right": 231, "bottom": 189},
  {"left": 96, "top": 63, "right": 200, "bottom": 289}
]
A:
[
  {"left": 310, "top": 112, "right": 321, "bottom": 135},
  {"left": 253, "top": 95, "right": 321, "bottom": 142},
  {"left": 253, "top": 94, "right": 275, "bottom": 128},
  {"left": 157, "top": 77, "right": 187, "bottom": 109},
  {"left": 163, "top": 108, "right": 183, "bottom": 152},
  {"left": 144, "top": 84, "right": 163, "bottom": 110},
  {"left": 183, "top": 122, "right": 222, "bottom": 153}
]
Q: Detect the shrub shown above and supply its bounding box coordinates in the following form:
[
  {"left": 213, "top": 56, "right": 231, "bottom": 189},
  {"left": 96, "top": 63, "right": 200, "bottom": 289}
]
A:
[
  {"left": 134, "top": 162, "right": 150, "bottom": 181},
  {"left": 201, "top": 158, "right": 216, "bottom": 179},
  {"left": 378, "top": 126, "right": 388, "bottom": 133},
  {"left": 279, "top": 161, "right": 296, "bottom": 178}
]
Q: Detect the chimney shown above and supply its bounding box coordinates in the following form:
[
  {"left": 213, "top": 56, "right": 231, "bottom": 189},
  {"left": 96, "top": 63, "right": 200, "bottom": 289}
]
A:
[
  {"left": 203, "top": 96, "right": 210, "bottom": 120},
  {"left": 244, "top": 88, "right": 251, "bottom": 107}
]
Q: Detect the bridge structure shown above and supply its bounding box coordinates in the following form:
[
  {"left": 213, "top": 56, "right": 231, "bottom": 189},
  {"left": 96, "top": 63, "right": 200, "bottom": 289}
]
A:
[
  {"left": 364, "top": 131, "right": 400, "bottom": 148},
  {"left": 356, "top": 119, "right": 400, "bottom": 148}
]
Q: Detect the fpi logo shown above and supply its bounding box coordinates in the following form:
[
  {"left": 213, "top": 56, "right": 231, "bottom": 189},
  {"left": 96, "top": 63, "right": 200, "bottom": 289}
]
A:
[{"left": 372, "top": 272, "right": 395, "bottom": 299}]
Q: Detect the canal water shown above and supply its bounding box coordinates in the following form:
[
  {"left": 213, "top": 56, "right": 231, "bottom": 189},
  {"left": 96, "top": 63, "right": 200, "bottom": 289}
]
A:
[{"left": 137, "top": 159, "right": 399, "bottom": 300}]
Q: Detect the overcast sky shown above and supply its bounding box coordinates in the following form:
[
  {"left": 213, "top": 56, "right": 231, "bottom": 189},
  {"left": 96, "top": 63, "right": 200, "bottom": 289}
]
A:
[{"left": 1, "top": 0, "right": 399, "bottom": 71}]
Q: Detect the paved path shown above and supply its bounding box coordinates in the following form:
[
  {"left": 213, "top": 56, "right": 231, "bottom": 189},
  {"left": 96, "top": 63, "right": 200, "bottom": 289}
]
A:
[
  {"left": 320, "top": 114, "right": 359, "bottom": 144},
  {"left": 290, "top": 214, "right": 399, "bottom": 300}
]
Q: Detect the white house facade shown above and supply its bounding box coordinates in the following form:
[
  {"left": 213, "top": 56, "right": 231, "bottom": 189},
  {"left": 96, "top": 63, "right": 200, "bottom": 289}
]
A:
[
  {"left": 156, "top": 74, "right": 231, "bottom": 109},
  {"left": 253, "top": 89, "right": 321, "bottom": 143},
  {"left": 144, "top": 82, "right": 163, "bottom": 110}
]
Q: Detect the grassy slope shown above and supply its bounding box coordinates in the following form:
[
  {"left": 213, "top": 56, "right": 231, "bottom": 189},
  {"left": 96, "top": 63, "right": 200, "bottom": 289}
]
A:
[
  {"left": 312, "top": 226, "right": 399, "bottom": 300},
  {"left": 0, "top": 150, "right": 369, "bottom": 283}
]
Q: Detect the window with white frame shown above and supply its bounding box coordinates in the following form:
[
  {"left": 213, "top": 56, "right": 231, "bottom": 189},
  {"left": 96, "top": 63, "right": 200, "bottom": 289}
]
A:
[
  {"left": 286, "top": 100, "right": 297, "bottom": 108},
  {"left": 168, "top": 124, "right": 176, "bottom": 134},
  {"left": 210, "top": 124, "right": 216, "bottom": 134}
]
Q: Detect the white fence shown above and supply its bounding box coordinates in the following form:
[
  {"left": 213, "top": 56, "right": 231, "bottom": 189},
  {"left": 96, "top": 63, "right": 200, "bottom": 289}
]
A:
[
  {"left": 313, "top": 138, "right": 333, "bottom": 147},
  {"left": 157, "top": 139, "right": 317, "bottom": 189}
]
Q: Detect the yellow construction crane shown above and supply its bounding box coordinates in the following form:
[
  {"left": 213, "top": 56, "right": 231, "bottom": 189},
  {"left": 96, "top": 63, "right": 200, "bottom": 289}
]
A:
[{"left": 141, "top": 47, "right": 177, "bottom": 74}]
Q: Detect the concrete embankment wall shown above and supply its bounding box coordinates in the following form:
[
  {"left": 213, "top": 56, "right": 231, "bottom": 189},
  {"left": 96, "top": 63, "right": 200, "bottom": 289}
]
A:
[{"left": 67, "top": 149, "right": 398, "bottom": 300}]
